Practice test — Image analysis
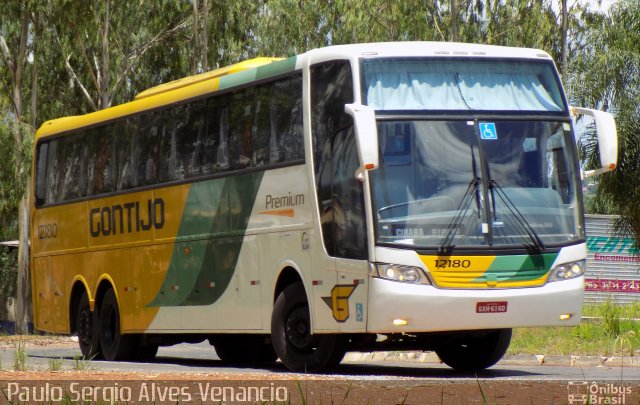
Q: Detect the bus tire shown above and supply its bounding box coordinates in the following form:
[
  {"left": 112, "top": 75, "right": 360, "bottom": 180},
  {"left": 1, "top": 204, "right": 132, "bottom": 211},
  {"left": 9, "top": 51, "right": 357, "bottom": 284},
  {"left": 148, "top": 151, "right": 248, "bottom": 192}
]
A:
[
  {"left": 99, "top": 289, "right": 137, "bottom": 361},
  {"left": 212, "top": 335, "right": 277, "bottom": 365},
  {"left": 75, "top": 290, "right": 101, "bottom": 359},
  {"left": 271, "top": 282, "right": 345, "bottom": 372},
  {"left": 435, "top": 328, "right": 512, "bottom": 372}
]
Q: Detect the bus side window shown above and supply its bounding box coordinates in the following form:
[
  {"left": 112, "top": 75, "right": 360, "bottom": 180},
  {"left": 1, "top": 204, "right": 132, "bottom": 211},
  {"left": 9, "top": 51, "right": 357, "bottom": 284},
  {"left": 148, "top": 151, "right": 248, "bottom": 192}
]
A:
[
  {"left": 202, "top": 99, "right": 226, "bottom": 174},
  {"left": 137, "top": 112, "right": 171, "bottom": 186},
  {"left": 229, "top": 91, "right": 253, "bottom": 170},
  {"left": 174, "top": 100, "right": 205, "bottom": 179},
  {"left": 35, "top": 142, "right": 48, "bottom": 206},
  {"left": 218, "top": 105, "right": 230, "bottom": 171},
  {"left": 45, "top": 139, "right": 60, "bottom": 204},
  {"left": 116, "top": 119, "right": 136, "bottom": 190},
  {"left": 87, "top": 128, "right": 115, "bottom": 196},
  {"left": 272, "top": 75, "right": 304, "bottom": 163},
  {"left": 253, "top": 86, "right": 270, "bottom": 167},
  {"left": 59, "top": 135, "right": 87, "bottom": 201}
]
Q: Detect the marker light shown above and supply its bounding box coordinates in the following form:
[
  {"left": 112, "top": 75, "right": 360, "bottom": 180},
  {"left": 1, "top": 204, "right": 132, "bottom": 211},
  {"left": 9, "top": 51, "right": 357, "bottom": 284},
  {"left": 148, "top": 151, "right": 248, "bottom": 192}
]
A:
[
  {"left": 393, "top": 319, "right": 408, "bottom": 326},
  {"left": 559, "top": 314, "right": 573, "bottom": 321}
]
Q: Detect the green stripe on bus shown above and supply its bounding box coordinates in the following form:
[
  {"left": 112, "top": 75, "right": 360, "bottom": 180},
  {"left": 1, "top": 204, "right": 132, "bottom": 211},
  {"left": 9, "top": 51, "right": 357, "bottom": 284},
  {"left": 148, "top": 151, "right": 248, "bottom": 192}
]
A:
[
  {"left": 148, "top": 171, "right": 264, "bottom": 307},
  {"left": 218, "top": 69, "right": 258, "bottom": 90},
  {"left": 218, "top": 57, "right": 297, "bottom": 91},
  {"left": 473, "top": 253, "right": 557, "bottom": 283},
  {"left": 255, "top": 56, "right": 297, "bottom": 80}
]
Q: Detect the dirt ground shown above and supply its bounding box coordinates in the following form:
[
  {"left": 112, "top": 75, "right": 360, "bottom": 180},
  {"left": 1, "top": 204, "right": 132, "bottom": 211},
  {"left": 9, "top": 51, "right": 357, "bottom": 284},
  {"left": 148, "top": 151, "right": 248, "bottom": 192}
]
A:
[
  {"left": 2, "top": 371, "right": 635, "bottom": 404},
  {"left": 0, "top": 336, "right": 638, "bottom": 404}
]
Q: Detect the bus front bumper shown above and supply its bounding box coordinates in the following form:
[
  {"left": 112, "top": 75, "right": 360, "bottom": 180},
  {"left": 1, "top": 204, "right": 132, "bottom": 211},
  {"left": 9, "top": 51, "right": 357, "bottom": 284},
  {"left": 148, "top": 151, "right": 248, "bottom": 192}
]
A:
[{"left": 366, "top": 276, "right": 584, "bottom": 333}]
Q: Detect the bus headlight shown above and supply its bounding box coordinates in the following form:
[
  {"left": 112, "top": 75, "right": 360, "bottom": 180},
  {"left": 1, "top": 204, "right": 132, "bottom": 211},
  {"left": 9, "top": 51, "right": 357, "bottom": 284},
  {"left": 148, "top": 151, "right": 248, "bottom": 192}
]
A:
[
  {"left": 549, "top": 260, "right": 585, "bottom": 282},
  {"left": 371, "top": 263, "right": 431, "bottom": 284}
]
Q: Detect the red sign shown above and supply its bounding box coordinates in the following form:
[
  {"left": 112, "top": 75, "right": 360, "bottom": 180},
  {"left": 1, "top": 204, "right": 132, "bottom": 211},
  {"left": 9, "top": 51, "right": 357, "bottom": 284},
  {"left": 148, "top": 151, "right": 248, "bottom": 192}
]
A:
[
  {"left": 585, "top": 278, "right": 640, "bottom": 293},
  {"left": 476, "top": 301, "right": 508, "bottom": 313}
]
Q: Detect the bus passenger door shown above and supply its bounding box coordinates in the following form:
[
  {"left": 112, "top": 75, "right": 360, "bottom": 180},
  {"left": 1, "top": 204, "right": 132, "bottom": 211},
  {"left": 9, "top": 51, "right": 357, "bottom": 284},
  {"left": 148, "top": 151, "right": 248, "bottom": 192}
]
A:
[
  {"left": 310, "top": 60, "right": 368, "bottom": 332},
  {"left": 317, "top": 124, "right": 370, "bottom": 332}
]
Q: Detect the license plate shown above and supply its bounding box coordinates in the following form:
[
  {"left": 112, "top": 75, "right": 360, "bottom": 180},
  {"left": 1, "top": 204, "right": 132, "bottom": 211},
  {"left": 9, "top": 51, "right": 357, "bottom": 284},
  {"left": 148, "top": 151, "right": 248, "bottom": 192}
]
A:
[{"left": 476, "top": 301, "right": 508, "bottom": 313}]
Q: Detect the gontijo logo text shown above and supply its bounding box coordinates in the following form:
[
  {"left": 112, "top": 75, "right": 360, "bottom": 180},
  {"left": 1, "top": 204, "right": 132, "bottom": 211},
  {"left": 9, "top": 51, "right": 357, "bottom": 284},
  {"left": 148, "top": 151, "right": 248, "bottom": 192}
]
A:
[{"left": 89, "top": 198, "right": 164, "bottom": 237}]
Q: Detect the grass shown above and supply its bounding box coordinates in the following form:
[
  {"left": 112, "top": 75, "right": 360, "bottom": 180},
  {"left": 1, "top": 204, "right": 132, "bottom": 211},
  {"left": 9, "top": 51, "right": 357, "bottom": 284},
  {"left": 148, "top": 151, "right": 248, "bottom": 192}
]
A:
[
  {"left": 13, "top": 340, "right": 28, "bottom": 371},
  {"left": 509, "top": 302, "right": 640, "bottom": 357},
  {"left": 72, "top": 355, "right": 92, "bottom": 371},
  {"left": 48, "top": 356, "right": 64, "bottom": 371}
]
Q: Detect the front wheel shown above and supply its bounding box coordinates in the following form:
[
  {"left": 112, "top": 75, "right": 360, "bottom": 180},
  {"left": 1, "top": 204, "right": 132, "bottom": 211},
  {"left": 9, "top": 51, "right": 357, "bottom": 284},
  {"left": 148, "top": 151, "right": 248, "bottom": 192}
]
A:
[
  {"left": 271, "top": 282, "right": 345, "bottom": 372},
  {"left": 435, "top": 329, "right": 512, "bottom": 372}
]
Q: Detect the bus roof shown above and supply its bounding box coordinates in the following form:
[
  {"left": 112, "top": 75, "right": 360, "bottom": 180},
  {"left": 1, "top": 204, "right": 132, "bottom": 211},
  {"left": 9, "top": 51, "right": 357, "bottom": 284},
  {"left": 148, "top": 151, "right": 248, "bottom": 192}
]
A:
[
  {"left": 134, "top": 57, "right": 283, "bottom": 100},
  {"left": 35, "top": 57, "right": 289, "bottom": 140},
  {"left": 35, "top": 42, "right": 554, "bottom": 141},
  {"left": 300, "top": 41, "right": 552, "bottom": 65}
]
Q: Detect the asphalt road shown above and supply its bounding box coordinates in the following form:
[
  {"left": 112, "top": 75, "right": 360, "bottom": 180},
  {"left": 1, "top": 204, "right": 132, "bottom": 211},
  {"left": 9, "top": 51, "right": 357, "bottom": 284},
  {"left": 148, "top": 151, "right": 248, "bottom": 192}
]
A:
[
  {"left": 4, "top": 340, "right": 640, "bottom": 382},
  {"left": 3, "top": 342, "right": 640, "bottom": 403}
]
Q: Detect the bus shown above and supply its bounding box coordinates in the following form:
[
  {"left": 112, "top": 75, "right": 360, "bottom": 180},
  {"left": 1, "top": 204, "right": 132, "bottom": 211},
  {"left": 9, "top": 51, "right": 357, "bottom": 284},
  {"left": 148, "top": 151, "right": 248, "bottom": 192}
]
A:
[{"left": 30, "top": 42, "right": 617, "bottom": 372}]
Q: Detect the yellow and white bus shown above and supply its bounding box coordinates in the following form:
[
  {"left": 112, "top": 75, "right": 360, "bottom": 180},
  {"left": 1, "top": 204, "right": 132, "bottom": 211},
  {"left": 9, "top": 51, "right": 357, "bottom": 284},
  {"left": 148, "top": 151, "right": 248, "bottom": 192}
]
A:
[{"left": 31, "top": 42, "right": 617, "bottom": 372}]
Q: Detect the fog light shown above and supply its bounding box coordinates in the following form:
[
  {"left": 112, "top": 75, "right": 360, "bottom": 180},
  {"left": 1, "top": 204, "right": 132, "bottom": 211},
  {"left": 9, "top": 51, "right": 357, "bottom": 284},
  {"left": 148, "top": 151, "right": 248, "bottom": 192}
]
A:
[
  {"left": 393, "top": 319, "right": 408, "bottom": 326},
  {"left": 559, "top": 313, "right": 573, "bottom": 321}
]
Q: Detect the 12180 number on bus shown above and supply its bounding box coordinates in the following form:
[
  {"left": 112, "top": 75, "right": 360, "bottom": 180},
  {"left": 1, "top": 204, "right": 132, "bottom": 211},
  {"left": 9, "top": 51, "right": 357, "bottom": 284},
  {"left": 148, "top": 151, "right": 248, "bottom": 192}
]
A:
[
  {"left": 38, "top": 223, "right": 57, "bottom": 239},
  {"left": 434, "top": 259, "right": 471, "bottom": 269}
]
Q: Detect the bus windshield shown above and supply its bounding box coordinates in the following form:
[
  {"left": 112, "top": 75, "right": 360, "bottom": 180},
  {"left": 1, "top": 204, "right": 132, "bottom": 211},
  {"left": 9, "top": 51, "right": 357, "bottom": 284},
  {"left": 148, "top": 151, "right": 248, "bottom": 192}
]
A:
[
  {"left": 370, "top": 119, "right": 583, "bottom": 249},
  {"left": 361, "top": 58, "right": 566, "bottom": 112}
]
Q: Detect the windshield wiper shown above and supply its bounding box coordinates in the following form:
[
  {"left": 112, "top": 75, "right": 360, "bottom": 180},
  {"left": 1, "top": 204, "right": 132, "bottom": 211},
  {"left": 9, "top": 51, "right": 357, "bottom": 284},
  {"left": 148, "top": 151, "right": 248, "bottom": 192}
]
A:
[
  {"left": 438, "top": 176, "right": 481, "bottom": 253},
  {"left": 439, "top": 143, "right": 484, "bottom": 253},
  {"left": 488, "top": 179, "right": 545, "bottom": 252}
]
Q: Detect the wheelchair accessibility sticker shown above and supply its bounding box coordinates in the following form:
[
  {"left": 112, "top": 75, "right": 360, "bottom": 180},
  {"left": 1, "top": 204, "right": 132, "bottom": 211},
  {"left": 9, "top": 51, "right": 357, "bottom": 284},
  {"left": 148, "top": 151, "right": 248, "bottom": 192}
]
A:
[{"left": 479, "top": 122, "right": 498, "bottom": 140}]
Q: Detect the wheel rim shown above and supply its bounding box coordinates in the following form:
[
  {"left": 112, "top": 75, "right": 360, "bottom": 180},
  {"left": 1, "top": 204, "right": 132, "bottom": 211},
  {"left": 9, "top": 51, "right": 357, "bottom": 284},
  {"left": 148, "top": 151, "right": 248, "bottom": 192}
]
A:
[{"left": 285, "top": 306, "right": 315, "bottom": 351}]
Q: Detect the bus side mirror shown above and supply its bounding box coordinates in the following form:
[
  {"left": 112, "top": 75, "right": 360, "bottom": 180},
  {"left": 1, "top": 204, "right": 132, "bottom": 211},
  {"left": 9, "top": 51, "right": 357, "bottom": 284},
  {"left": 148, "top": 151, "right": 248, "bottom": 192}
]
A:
[
  {"left": 345, "top": 103, "right": 379, "bottom": 179},
  {"left": 571, "top": 107, "right": 618, "bottom": 178}
]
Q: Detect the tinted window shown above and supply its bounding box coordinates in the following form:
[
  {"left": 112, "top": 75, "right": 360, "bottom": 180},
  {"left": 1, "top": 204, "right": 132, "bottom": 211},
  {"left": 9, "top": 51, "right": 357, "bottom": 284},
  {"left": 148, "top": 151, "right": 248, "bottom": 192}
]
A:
[
  {"left": 35, "top": 73, "right": 303, "bottom": 206},
  {"left": 87, "top": 128, "right": 115, "bottom": 196},
  {"left": 311, "top": 61, "right": 354, "bottom": 256}
]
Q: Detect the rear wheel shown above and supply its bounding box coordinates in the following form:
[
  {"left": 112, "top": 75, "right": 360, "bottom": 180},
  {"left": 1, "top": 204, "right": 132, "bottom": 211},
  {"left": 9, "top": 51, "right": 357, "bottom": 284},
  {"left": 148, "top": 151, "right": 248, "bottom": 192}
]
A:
[
  {"left": 271, "top": 282, "right": 345, "bottom": 372},
  {"left": 435, "top": 329, "right": 512, "bottom": 372},
  {"left": 75, "top": 290, "right": 101, "bottom": 359},
  {"left": 99, "top": 288, "right": 137, "bottom": 361}
]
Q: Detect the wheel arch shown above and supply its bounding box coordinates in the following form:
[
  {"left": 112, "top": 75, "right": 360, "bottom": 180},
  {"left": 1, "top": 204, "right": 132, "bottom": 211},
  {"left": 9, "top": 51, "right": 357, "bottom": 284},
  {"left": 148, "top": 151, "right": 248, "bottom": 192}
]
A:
[
  {"left": 68, "top": 278, "right": 90, "bottom": 334},
  {"left": 273, "top": 266, "right": 304, "bottom": 304},
  {"left": 94, "top": 276, "right": 117, "bottom": 318}
]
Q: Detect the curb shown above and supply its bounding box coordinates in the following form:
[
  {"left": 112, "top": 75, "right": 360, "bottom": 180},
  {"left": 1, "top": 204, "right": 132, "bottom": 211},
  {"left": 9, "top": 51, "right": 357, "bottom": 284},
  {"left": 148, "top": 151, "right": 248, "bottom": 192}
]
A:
[{"left": 343, "top": 352, "right": 640, "bottom": 368}]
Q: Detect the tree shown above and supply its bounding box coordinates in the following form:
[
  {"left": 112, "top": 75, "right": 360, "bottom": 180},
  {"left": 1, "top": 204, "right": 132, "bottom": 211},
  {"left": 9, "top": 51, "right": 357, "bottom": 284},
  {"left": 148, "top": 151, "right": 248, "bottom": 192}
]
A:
[
  {"left": 0, "top": 1, "right": 37, "bottom": 333},
  {"left": 49, "top": 0, "right": 191, "bottom": 112},
  {"left": 569, "top": 0, "right": 640, "bottom": 239}
]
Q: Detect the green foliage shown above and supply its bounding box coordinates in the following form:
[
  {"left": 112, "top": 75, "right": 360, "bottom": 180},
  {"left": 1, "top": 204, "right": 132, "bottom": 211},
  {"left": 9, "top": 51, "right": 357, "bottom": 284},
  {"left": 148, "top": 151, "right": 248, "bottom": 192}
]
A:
[
  {"left": 48, "top": 356, "right": 63, "bottom": 371},
  {"left": 0, "top": 121, "right": 32, "bottom": 241},
  {"left": 72, "top": 354, "right": 92, "bottom": 371},
  {"left": 0, "top": 247, "right": 17, "bottom": 299},
  {"left": 600, "top": 300, "right": 622, "bottom": 338},
  {"left": 569, "top": 0, "right": 640, "bottom": 238},
  {"left": 510, "top": 303, "right": 640, "bottom": 357},
  {"left": 13, "top": 340, "right": 28, "bottom": 371}
]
